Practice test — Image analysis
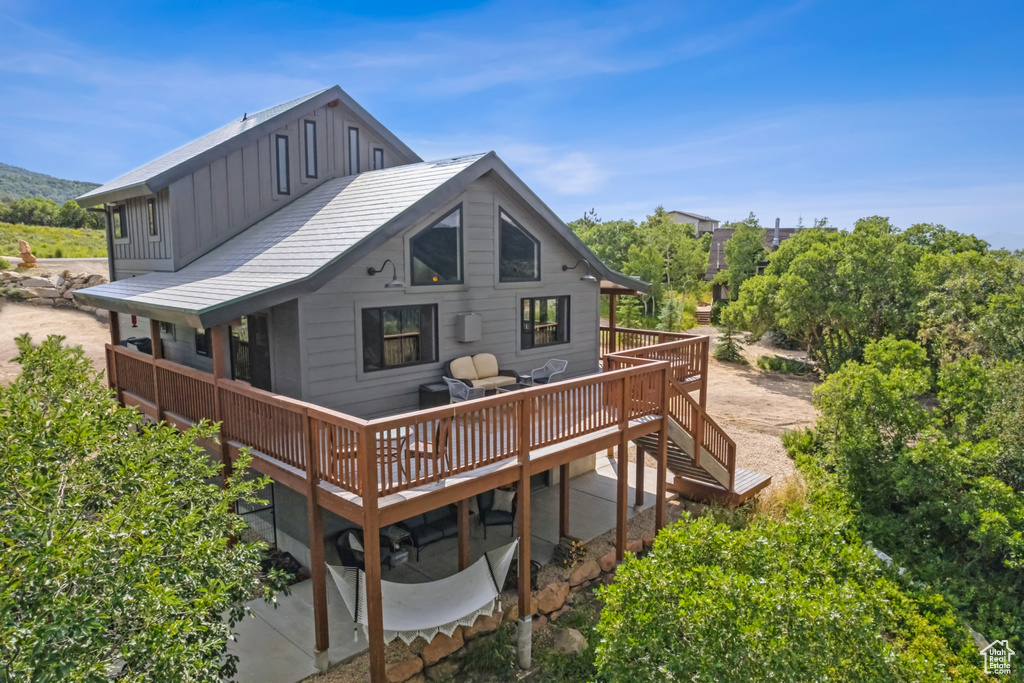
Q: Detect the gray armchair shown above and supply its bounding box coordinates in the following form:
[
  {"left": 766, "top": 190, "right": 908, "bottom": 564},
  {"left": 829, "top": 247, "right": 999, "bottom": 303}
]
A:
[
  {"left": 529, "top": 359, "right": 568, "bottom": 385},
  {"left": 443, "top": 376, "right": 485, "bottom": 403}
]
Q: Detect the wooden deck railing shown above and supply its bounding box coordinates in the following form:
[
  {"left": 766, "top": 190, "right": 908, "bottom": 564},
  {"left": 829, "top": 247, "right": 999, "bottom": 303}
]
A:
[
  {"left": 106, "top": 341, "right": 674, "bottom": 502},
  {"left": 605, "top": 336, "right": 735, "bottom": 489},
  {"left": 600, "top": 325, "right": 701, "bottom": 356}
]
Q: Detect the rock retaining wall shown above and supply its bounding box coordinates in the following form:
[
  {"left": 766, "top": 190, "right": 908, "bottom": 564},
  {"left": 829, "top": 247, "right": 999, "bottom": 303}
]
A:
[{"left": 0, "top": 270, "right": 107, "bottom": 315}]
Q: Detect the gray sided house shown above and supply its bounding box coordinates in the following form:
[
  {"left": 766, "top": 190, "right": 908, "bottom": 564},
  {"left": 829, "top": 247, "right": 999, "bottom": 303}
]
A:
[
  {"left": 76, "top": 85, "right": 645, "bottom": 419},
  {"left": 668, "top": 210, "right": 719, "bottom": 235}
]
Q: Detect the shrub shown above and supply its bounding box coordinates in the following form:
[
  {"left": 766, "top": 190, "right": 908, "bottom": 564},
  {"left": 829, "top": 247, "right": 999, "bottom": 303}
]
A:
[
  {"left": 713, "top": 325, "right": 747, "bottom": 364},
  {"left": 0, "top": 256, "right": 9, "bottom": 270},
  {"left": 595, "top": 508, "right": 985, "bottom": 682},
  {"left": 756, "top": 354, "right": 812, "bottom": 375},
  {"left": 0, "top": 335, "right": 288, "bottom": 680},
  {"left": 710, "top": 298, "right": 728, "bottom": 324}
]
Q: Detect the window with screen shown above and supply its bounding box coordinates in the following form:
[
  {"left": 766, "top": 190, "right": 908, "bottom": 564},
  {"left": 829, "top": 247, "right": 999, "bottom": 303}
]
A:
[
  {"left": 361, "top": 304, "right": 438, "bottom": 372},
  {"left": 521, "top": 296, "right": 569, "bottom": 349},
  {"left": 410, "top": 206, "right": 463, "bottom": 286},
  {"left": 499, "top": 209, "right": 540, "bottom": 282}
]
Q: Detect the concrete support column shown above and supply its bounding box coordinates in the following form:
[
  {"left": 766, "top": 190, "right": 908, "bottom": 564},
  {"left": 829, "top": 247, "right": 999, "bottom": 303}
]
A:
[{"left": 517, "top": 616, "right": 533, "bottom": 669}]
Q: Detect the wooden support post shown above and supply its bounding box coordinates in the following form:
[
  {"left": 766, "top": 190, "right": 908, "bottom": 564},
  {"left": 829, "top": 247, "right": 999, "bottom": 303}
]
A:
[
  {"left": 108, "top": 312, "right": 120, "bottom": 397},
  {"left": 457, "top": 498, "right": 471, "bottom": 571},
  {"left": 559, "top": 463, "right": 570, "bottom": 538},
  {"left": 516, "top": 395, "right": 533, "bottom": 669},
  {"left": 211, "top": 324, "right": 232, "bottom": 485},
  {"left": 149, "top": 319, "right": 163, "bottom": 422},
  {"left": 615, "top": 375, "right": 630, "bottom": 562},
  {"left": 304, "top": 410, "right": 330, "bottom": 671},
  {"left": 655, "top": 366, "right": 670, "bottom": 532},
  {"left": 109, "top": 311, "right": 120, "bottom": 346},
  {"left": 608, "top": 293, "right": 618, "bottom": 354},
  {"left": 700, "top": 338, "right": 710, "bottom": 408},
  {"left": 359, "top": 427, "right": 387, "bottom": 683}
]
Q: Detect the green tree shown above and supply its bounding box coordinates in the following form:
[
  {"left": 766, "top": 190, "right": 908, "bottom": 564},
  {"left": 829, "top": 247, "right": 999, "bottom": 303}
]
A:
[
  {"left": 0, "top": 196, "right": 60, "bottom": 226},
  {"left": 713, "top": 325, "right": 747, "bottom": 364},
  {"left": 0, "top": 335, "right": 287, "bottom": 681},
  {"left": 655, "top": 291, "right": 683, "bottom": 332},
  {"left": 722, "top": 212, "right": 765, "bottom": 298},
  {"left": 596, "top": 508, "right": 984, "bottom": 682},
  {"left": 55, "top": 200, "right": 89, "bottom": 228}
]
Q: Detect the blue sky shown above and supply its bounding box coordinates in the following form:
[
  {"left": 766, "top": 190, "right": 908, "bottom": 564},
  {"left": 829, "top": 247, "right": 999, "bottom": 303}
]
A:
[{"left": 2, "top": 0, "right": 1022, "bottom": 248}]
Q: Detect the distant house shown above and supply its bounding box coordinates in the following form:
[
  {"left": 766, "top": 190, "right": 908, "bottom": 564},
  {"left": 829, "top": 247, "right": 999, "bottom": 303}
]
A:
[
  {"left": 704, "top": 222, "right": 835, "bottom": 301},
  {"left": 667, "top": 210, "right": 718, "bottom": 235}
]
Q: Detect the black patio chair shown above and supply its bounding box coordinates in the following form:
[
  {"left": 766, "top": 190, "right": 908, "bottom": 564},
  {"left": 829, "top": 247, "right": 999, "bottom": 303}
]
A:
[
  {"left": 476, "top": 489, "right": 516, "bottom": 538},
  {"left": 335, "top": 528, "right": 392, "bottom": 570}
]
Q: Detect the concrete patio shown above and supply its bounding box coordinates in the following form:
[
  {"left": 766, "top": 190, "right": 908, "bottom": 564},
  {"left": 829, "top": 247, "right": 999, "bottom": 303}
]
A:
[{"left": 229, "top": 453, "right": 663, "bottom": 683}]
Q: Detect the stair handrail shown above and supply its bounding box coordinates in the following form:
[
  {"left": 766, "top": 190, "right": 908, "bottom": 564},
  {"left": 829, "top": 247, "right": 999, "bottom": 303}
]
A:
[{"left": 667, "top": 376, "right": 736, "bottom": 491}]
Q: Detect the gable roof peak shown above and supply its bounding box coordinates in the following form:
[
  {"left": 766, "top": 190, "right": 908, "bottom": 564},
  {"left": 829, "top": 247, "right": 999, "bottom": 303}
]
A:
[{"left": 78, "top": 85, "right": 420, "bottom": 205}]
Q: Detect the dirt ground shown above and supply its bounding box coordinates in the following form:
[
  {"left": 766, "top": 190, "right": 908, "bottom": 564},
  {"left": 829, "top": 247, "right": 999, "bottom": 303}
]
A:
[
  {"left": 0, "top": 302, "right": 110, "bottom": 384},
  {"left": 4, "top": 256, "right": 109, "bottom": 277}
]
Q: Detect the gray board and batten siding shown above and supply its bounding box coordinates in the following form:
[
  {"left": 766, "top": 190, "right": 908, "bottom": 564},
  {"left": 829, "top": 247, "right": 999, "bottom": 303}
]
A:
[
  {"left": 76, "top": 152, "right": 642, "bottom": 331},
  {"left": 295, "top": 173, "right": 602, "bottom": 419},
  {"left": 166, "top": 98, "right": 415, "bottom": 271}
]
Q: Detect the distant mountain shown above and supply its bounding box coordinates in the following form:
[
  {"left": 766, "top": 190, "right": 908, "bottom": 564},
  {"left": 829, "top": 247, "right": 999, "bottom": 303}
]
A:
[{"left": 0, "top": 162, "right": 100, "bottom": 204}]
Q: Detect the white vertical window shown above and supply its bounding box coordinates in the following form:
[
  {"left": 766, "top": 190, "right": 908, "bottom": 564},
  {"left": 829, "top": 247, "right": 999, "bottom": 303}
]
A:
[
  {"left": 275, "top": 135, "right": 290, "bottom": 195},
  {"left": 373, "top": 147, "right": 384, "bottom": 170},
  {"left": 348, "top": 127, "right": 360, "bottom": 174},
  {"left": 304, "top": 120, "right": 317, "bottom": 179}
]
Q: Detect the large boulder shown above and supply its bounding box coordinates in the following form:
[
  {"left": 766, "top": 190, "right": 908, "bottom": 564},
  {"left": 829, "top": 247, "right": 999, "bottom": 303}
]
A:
[
  {"left": 424, "top": 659, "right": 460, "bottom": 681},
  {"left": 419, "top": 627, "right": 464, "bottom": 666},
  {"left": 568, "top": 559, "right": 601, "bottom": 586},
  {"left": 462, "top": 611, "right": 502, "bottom": 640},
  {"left": 599, "top": 549, "right": 616, "bottom": 573},
  {"left": 535, "top": 581, "right": 570, "bottom": 614},
  {"left": 386, "top": 655, "right": 424, "bottom": 683},
  {"left": 552, "top": 628, "right": 589, "bottom": 655},
  {"left": 20, "top": 277, "right": 53, "bottom": 288}
]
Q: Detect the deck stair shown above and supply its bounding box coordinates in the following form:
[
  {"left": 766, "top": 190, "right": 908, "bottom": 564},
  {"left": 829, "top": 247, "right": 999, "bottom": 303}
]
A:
[{"left": 695, "top": 307, "right": 712, "bottom": 326}]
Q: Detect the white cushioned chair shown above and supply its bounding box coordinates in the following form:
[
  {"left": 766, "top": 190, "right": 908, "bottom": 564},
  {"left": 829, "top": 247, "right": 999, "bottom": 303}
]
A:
[{"left": 446, "top": 353, "right": 520, "bottom": 392}]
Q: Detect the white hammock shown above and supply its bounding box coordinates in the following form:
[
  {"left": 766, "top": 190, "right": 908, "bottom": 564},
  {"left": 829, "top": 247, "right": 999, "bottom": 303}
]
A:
[{"left": 327, "top": 540, "right": 519, "bottom": 645}]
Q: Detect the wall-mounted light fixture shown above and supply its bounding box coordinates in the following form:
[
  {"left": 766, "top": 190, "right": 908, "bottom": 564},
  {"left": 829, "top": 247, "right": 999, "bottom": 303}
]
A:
[
  {"left": 367, "top": 259, "right": 405, "bottom": 289},
  {"left": 562, "top": 259, "right": 597, "bottom": 282}
]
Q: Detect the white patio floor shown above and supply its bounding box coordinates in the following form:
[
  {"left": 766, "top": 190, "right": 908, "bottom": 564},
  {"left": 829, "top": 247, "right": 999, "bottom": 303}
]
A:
[{"left": 229, "top": 453, "right": 663, "bottom": 683}]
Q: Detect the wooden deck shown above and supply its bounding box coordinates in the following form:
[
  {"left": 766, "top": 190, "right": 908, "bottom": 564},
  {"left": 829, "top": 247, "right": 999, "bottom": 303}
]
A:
[{"left": 104, "top": 317, "right": 768, "bottom": 683}]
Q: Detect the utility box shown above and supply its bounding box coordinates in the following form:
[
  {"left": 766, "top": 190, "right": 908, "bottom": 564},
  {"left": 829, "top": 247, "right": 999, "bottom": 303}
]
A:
[{"left": 455, "top": 313, "right": 482, "bottom": 343}]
